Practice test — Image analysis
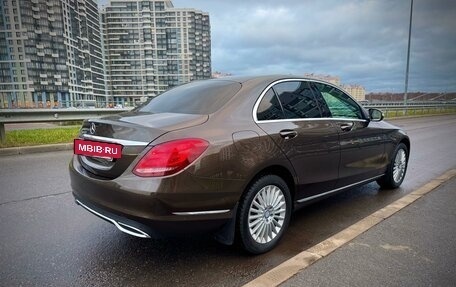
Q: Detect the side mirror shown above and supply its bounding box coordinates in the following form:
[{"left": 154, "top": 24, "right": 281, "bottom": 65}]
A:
[{"left": 369, "top": 108, "right": 384, "bottom": 122}]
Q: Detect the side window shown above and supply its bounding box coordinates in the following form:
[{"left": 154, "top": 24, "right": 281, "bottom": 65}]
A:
[
  {"left": 256, "top": 88, "right": 284, "bottom": 120},
  {"left": 273, "top": 81, "right": 321, "bottom": 119},
  {"left": 313, "top": 82, "right": 363, "bottom": 119}
]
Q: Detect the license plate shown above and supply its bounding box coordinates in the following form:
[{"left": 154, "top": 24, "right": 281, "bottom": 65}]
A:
[{"left": 74, "top": 139, "right": 122, "bottom": 159}]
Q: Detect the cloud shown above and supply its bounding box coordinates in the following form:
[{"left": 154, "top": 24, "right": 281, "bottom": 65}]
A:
[{"left": 172, "top": 0, "right": 456, "bottom": 92}]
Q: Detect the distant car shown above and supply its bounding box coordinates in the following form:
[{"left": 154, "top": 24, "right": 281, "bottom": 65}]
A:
[{"left": 70, "top": 75, "right": 410, "bottom": 254}]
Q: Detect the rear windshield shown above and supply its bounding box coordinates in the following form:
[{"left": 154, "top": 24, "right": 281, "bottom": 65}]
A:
[{"left": 137, "top": 80, "right": 242, "bottom": 114}]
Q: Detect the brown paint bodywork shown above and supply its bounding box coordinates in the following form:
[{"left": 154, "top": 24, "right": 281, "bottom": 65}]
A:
[{"left": 70, "top": 75, "right": 410, "bottom": 239}]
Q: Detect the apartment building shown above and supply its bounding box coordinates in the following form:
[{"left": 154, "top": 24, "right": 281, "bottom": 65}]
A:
[
  {"left": 101, "top": 0, "right": 211, "bottom": 105},
  {"left": 342, "top": 84, "right": 366, "bottom": 101},
  {"left": 303, "top": 73, "right": 366, "bottom": 101},
  {"left": 0, "top": 0, "right": 105, "bottom": 108}
]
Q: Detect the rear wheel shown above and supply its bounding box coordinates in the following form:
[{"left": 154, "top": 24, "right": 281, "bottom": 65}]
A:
[
  {"left": 237, "top": 175, "right": 291, "bottom": 254},
  {"left": 377, "top": 143, "right": 408, "bottom": 189}
]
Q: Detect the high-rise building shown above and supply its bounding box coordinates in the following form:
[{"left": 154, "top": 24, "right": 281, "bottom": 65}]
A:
[
  {"left": 342, "top": 84, "right": 366, "bottom": 101},
  {"left": 0, "top": 0, "right": 105, "bottom": 109},
  {"left": 303, "top": 73, "right": 366, "bottom": 101},
  {"left": 62, "top": 0, "right": 107, "bottom": 105},
  {"left": 101, "top": 0, "right": 211, "bottom": 105}
]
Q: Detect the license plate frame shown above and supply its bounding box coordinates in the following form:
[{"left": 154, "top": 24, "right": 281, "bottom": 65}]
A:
[{"left": 74, "top": 139, "right": 123, "bottom": 159}]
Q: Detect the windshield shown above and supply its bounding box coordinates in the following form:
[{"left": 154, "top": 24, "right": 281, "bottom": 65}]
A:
[{"left": 137, "top": 80, "right": 242, "bottom": 114}]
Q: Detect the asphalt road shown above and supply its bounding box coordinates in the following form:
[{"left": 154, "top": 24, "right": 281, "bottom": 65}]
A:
[{"left": 0, "top": 115, "right": 455, "bottom": 286}]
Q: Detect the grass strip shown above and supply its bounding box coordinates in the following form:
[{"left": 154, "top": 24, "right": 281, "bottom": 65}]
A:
[
  {"left": 383, "top": 107, "right": 456, "bottom": 118},
  {"left": 0, "top": 126, "right": 80, "bottom": 148}
]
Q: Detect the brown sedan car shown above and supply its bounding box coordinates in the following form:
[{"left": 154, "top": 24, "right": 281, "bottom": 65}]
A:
[{"left": 70, "top": 75, "right": 410, "bottom": 254}]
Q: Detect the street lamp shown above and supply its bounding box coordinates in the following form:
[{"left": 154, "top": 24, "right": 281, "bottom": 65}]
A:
[{"left": 404, "top": 0, "right": 414, "bottom": 109}]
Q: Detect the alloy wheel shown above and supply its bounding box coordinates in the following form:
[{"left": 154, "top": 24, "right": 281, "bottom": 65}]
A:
[{"left": 248, "top": 185, "right": 287, "bottom": 244}]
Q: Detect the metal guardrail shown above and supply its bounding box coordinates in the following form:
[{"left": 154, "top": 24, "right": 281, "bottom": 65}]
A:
[
  {"left": 1, "top": 103, "right": 455, "bottom": 143},
  {"left": 364, "top": 104, "right": 456, "bottom": 118},
  {"left": 361, "top": 101, "right": 456, "bottom": 107},
  {"left": 0, "top": 108, "right": 132, "bottom": 143}
]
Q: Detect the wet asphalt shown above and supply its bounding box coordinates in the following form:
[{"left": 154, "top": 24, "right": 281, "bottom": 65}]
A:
[{"left": 0, "top": 115, "right": 455, "bottom": 286}]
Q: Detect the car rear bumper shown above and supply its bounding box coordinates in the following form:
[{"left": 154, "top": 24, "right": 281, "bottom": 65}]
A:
[
  {"left": 73, "top": 195, "right": 231, "bottom": 238},
  {"left": 69, "top": 156, "right": 240, "bottom": 238}
]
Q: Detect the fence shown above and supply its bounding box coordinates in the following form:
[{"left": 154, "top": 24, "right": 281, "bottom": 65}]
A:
[
  {"left": 0, "top": 100, "right": 140, "bottom": 109},
  {"left": 0, "top": 108, "right": 132, "bottom": 143},
  {"left": 1, "top": 103, "right": 456, "bottom": 143},
  {"left": 362, "top": 103, "right": 456, "bottom": 118}
]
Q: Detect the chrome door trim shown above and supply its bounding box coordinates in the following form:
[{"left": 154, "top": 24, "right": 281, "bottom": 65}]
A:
[
  {"left": 296, "top": 175, "right": 384, "bottom": 203},
  {"left": 252, "top": 78, "right": 366, "bottom": 123}
]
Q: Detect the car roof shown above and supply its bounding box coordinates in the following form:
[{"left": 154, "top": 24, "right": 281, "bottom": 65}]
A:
[{"left": 210, "top": 74, "right": 336, "bottom": 86}]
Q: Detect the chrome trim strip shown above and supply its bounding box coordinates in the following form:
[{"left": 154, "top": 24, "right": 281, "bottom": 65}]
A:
[
  {"left": 82, "top": 134, "right": 149, "bottom": 146},
  {"left": 76, "top": 199, "right": 151, "bottom": 238},
  {"left": 80, "top": 156, "right": 112, "bottom": 171},
  {"left": 256, "top": 117, "right": 368, "bottom": 124},
  {"left": 252, "top": 78, "right": 366, "bottom": 123},
  {"left": 296, "top": 175, "right": 384, "bottom": 203},
  {"left": 172, "top": 209, "right": 231, "bottom": 216}
]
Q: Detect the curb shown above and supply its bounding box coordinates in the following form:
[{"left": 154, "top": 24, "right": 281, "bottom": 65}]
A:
[
  {"left": 0, "top": 143, "right": 73, "bottom": 156},
  {"left": 243, "top": 169, "right": 456, "bottom": 287}
]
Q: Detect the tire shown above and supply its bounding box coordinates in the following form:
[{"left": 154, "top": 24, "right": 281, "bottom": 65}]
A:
[
  {"left": 237, "top": 174, "right": 292, "bottom": 254},
  {"left": 377, "top": 143, "right": 408, "bottom": 189}
]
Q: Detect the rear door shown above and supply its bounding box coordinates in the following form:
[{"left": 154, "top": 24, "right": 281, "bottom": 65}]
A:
[{"left": 255, "top": 80, "right": 340, "bottom": 200}]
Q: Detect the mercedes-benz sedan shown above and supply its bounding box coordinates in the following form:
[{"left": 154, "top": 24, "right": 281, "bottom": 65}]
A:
[{"left": 70, "top": 75, "right": 410, "bottom": 254}]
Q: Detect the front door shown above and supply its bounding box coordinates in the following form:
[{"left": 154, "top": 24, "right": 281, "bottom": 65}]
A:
[{"left": 311, "top": 82, "right": 386, "bottom": 187}]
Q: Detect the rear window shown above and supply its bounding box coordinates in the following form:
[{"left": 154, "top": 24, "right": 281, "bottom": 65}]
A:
[{"left": 137, "top": 80, "right": 242, "bottom": 114}]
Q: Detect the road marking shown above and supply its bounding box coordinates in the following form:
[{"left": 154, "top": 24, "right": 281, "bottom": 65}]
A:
[{"left": 243, "top": 169, "right": 456, "bottom": 287}]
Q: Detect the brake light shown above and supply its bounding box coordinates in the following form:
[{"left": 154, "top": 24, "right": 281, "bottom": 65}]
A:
[{"left": 133, "top": 138, "right": 209, "bottom": 177}]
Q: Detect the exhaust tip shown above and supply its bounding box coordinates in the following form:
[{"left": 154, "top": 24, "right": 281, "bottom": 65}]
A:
[{"left": 75, "top": 199, "right": 151, "bottom": 238}]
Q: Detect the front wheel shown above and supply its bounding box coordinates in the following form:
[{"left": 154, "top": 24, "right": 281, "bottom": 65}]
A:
[
  {"left": 377, "top": 143, "right": 409, "bottom": 189},
  {"left": 237, "top": 175, "right": 291, "bottom": 254}
]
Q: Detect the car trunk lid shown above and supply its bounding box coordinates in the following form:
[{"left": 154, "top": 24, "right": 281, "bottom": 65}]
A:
[{"left": 77, "top": 112, "right": 208, "bottom": 179}]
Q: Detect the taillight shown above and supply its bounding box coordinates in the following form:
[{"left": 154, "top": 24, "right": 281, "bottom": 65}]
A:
[{"left": 133, "top": 138, "right": 209, "bottom": 177}]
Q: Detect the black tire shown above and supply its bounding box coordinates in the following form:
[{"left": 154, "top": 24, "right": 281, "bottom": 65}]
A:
[
  {"left": 377, "top": 143, "right": 409, "bottom": 189},
  {"left": 237, "top": 174, "right": 292, "bottom": 254}
]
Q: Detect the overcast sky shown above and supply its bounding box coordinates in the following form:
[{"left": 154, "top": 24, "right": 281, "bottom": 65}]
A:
[{"left": 101, "top": 0, "right": 456, "bottom": 92}]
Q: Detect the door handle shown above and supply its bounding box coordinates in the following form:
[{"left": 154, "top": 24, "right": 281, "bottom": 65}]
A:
[
  {"left": 340, "top": 122, "right": 354, "bottom": 132},
  {"left": 279, "top": 130, "right": 298, "bottom": 140}
]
